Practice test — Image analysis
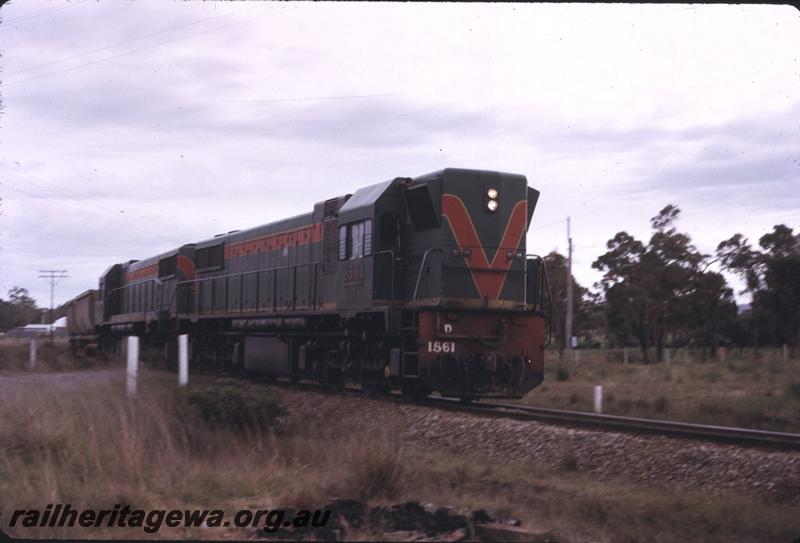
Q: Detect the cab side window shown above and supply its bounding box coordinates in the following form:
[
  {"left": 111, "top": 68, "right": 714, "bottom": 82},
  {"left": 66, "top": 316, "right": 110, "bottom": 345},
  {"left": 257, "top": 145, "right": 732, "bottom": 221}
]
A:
[{"left": 338, "top": 219, "right": 373, "bottom": 260}]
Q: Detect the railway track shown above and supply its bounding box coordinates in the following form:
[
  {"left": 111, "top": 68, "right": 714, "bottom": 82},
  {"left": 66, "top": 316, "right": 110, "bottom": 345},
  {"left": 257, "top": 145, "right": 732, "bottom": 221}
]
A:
[
  {"left": 420, "top": 396, "right": 800, "bottom": 450},
  {"left": 262, "top": 378, "right": 800, "bottom": 449}
]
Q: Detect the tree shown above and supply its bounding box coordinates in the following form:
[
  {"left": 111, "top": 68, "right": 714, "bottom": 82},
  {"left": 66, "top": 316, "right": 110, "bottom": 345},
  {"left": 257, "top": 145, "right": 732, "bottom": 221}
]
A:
[
  {"left": 0, "top": 287, "right": 42, "bottom": 331},
  {"left": 717, "top": 225, "right": 800, "bottom": 353},
  {"left": 594, "top": 205, "right": 735, "bottom": 362},
  {"left": 716, "top": 233, "right": 764, "bottom": 351}
]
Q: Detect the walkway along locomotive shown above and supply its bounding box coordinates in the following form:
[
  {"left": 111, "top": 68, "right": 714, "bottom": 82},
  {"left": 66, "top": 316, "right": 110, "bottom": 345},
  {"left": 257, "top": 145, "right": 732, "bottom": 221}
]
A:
[{"left": 72, "top": 168, "right": 552, "bottom": 399}]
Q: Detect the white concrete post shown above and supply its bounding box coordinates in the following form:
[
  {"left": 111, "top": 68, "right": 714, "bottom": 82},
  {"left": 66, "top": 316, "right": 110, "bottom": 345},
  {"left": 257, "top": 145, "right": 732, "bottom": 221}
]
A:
[
  {"left": 594, "top": 385, "right": 603, "bottom": 414},
  {"left": 664, "top": 348, "right": 671, "bottom": 366},
  {"left": 623, "top": 347, "right": 628, "bottom": 365},
  {"left": 29, "top": 338, "right": 37, "bottom": 369},
  {"left": 127, "top": 336, "right": 139, "bottom": 397},
  {"left": 783, "top": 344, "right": 788, "bottom": 364},
  {"left": 179, "top": 334, "right": 189, "bottom": 387}
]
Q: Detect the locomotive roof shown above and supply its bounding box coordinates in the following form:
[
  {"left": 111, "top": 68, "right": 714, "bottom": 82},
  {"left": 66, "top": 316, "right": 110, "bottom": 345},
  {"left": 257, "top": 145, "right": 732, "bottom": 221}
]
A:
[
  {"left": 127, "top": 245, "right": 191, "bottom": 270},
  {"left": 338, "top": 178, "right": 395, "bottom": 223},
  {"left": 194, "top": 211, "right": 314, "bottom": 249},
  {"left": 414, "top": 167, "right": 527, "bottom": 182}
]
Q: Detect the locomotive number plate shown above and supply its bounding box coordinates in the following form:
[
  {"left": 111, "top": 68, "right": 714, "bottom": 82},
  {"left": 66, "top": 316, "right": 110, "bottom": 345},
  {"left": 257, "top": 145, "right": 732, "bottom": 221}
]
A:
[{"left": 427, "top": 341, "right": 456, "bottom": 353}]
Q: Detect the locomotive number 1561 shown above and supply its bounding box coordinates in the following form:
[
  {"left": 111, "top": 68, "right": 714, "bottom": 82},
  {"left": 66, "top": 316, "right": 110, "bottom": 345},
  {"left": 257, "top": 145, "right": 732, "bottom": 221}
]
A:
[{"left": 427, "top": 341, "right": 456, "bottom": 353}]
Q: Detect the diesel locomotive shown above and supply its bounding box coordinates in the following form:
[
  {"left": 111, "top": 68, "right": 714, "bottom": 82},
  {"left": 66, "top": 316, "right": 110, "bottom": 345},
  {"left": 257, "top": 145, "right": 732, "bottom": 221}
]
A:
[{"left": 69, "top": 168, "right": 552, "bottom": 399}]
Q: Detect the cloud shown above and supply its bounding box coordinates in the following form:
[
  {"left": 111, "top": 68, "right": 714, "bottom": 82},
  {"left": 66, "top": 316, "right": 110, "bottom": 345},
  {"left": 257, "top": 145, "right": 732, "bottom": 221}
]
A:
[{"left": 1, "top": 2, "right": 798, "bottom": 306}]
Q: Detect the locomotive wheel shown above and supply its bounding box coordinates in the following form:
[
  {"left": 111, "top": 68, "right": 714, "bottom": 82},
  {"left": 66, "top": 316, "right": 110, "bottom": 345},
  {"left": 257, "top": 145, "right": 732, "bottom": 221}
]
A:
[
  {"left": 362, "top": 378, "right": 389, "bottom": 397},
  {"left": 325, "top": 366, "right": 345, "bottom": 391},
  {"left": 401, "top": 384, "right": 431, "bottom": 401}
]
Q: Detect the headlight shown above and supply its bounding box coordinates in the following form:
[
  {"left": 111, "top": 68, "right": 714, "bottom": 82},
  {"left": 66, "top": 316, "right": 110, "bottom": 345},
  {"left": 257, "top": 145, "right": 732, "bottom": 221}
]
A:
[
  {"left": 486, "top": 199, "right": 499, "bottom": 212},
  {"left": 451, "top": 248, "right": 461, "bottom": 257},
  {"left": 486, "top": 188, "right": 498, "bottom": 199}
]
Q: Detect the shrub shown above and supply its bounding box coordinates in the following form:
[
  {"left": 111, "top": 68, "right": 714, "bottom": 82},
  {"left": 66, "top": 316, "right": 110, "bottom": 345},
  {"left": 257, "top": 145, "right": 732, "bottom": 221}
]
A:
[
  {"left": 654, "top": 396, "right": 668, "bottom": 414},
  {"left": 556, "top": 367, "right": 570, "bottom": 381},
  {"left": 338, "top": 438, "right": 408, "bottom": 501},
  {"left": 180, "top": 381, "right": 285, "bottom": 430},
  {"left": 787, "top": 382, "right": 800, "bottom": 401}
]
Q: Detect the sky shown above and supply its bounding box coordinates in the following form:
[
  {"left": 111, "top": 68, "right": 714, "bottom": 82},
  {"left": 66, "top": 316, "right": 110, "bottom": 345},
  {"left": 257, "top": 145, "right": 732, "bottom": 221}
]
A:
[{"left": 1, "top": 2, "right": 799, "bottom": 310}]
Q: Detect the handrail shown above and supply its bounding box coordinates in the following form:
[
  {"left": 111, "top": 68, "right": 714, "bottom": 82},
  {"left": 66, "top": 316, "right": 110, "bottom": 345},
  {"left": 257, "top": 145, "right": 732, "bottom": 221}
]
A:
[
  {"left": 178, "top": 261, "right": 322, "bottom": 286},
  {"left": 413, "top": 248, "right": 442, "bottom": 302},
  {"left": 110, "top": 261, "right": 325, "bottom": 318},
  {"left": 526, "top": 254, "right": 553, "bottom": 347},
  {"left": 174, "top": 261, "right": 323, "bottom": 314}
]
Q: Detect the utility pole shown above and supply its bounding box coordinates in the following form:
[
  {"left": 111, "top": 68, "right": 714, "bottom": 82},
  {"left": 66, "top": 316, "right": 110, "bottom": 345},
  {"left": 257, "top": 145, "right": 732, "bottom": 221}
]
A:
[
  {"left": 565, "top": 217, "right": 574, "bottom": 356},
  {"left": 39, "top": 269, "right": 69, "bottom": 341}
]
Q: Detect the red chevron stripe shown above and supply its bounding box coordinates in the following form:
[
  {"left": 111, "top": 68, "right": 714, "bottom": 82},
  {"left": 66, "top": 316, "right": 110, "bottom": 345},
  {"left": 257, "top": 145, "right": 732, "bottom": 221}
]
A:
[
  {"left": 441, "top": 194, "right": 527, "bottom": 300},
  {"left": 177, "top": 255, "right": 196, "bottom": 290}
]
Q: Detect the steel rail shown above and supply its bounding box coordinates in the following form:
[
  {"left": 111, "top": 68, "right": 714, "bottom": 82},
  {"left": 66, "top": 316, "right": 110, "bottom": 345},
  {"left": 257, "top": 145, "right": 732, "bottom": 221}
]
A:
[
  {"left": 200, "top": 375, "right": 800, "bottom": 449},
  {"left": 422, "top": 396, "right": 800, "bottom": 449}
]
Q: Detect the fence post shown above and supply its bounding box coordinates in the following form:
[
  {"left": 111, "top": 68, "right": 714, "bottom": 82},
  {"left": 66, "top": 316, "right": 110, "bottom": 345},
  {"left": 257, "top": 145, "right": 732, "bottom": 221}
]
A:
[
  {"left": 664, "top": 348, "right": 671, "bottom": 366},
  {"left": 594, "top": 385, "right": 603, "bottom": 414},
  {"left": 783, "top": 344, "right": 788, "bottom": 364},
  {"left": 29, "top": 338, "right": 37, "bottom": 369},
  {"left": 623, "top": 347, "right": 628, "bottom": 365},
  {"left": 719, "top": 346, "right": 726, "bottom": 363},
  {"left": 127, "top": 336, "right": 139, "bottom": 397},
  {"left": 179, "top": 334, "right": 189, "bottom": 387}
]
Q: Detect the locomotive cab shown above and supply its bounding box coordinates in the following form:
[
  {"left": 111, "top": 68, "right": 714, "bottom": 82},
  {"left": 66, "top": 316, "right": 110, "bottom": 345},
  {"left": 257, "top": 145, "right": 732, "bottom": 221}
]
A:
[{"left": 331, "top": 168, "right": 550, "bottom": 399}]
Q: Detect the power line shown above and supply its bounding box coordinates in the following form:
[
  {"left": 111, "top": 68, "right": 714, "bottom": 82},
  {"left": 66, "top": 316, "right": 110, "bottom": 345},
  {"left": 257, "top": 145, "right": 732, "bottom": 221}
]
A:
[
  {"left": 10, "top": 11, "right": 234, "bottom": 76},
  {"left": 2, "top": 4, "right": 70, "bottom": 25},
  {"left": 38, "top": 270, "right": 69, "bottom": 339},
  {"left": 1, "top": 168, "right": 197, "bottom": 241},
  {"left": 6, "top": 9, "right": 286, "bottom": 87},
  {"left": 565, "top": 217, "right": 574, "bottom": 355},
  {"left": 225, "top": 93, "right": 403, "bottom": 104}
]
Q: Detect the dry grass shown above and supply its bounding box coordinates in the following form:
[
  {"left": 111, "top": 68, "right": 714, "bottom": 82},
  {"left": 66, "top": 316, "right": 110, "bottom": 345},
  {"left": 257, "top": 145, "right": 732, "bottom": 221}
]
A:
[
  {"left": 0, "top": 338, "right": 99, "bottom": 372},
  {"left": 1, "top": 343, "right": 799, "bottom": 540},
  {"left": 0, "top": 373, "right": 798, "bottom": 541},
  {"left": 521, "top": 349, "right": 800, "bottom": 433},
  {"left": 413, "top": 453, "right": 800, "bottom": 543},
  {"left": 0, "top": 372, "right": 412, "bottom": 539}
]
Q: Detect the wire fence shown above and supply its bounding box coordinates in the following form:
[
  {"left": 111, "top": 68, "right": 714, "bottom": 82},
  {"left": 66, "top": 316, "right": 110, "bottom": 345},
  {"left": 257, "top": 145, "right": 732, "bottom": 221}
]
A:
[{"left": 548, "top": 346, "right": 797, "bottom": 365}]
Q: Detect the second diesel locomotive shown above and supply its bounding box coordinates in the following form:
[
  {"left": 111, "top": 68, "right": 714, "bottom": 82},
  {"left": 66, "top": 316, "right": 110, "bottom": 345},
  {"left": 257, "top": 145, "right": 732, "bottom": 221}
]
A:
[{"left": 74, "top": 168, "right": 551, "bottom": 399}]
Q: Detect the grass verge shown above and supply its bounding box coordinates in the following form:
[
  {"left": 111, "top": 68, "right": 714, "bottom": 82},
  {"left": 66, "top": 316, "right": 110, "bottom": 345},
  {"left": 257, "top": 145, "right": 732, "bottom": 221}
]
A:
[{"left": 1, "top": 373, "right": 798, "bottom": 541}]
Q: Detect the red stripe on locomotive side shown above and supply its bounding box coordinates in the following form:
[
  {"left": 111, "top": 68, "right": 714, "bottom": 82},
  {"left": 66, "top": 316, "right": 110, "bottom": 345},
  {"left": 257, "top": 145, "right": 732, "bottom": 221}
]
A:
[
  {"left": 441, "top": 194, "right": 528, "bottom": 300},
  {"left": 177, "top": 255, "right": 196, "bottom": 291},
  {"left": 126, "top": 264, "right": 158, "bottom": 282},
  {"left": 177, "top": 255, "right": 195, "bottom": 280},
  {"left": 224, "top": 222, "right": 323, "bottom": 259}
]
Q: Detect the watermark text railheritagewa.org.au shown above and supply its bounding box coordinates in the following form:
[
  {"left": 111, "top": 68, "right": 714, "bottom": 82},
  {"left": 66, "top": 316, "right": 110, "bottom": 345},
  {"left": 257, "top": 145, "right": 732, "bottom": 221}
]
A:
[{"left": 4, "top": 504, "right": 331, "bottom": 534}]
